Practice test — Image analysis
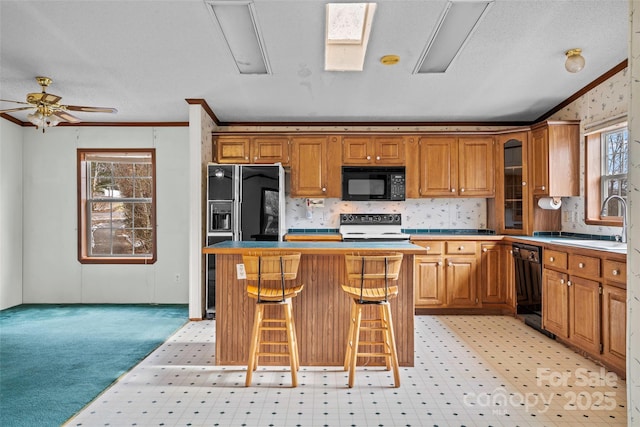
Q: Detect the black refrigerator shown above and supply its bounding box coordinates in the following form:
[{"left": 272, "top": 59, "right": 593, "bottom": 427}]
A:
[{"left": 205, "top": 164, "right": 285, "bottom": 318}]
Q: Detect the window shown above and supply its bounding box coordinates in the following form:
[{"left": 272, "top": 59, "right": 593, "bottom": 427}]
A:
[
  {"left": 78, "top": 149, "right": 156, "bottom": 264},
  {"left": 600, "top": 128, "right": 628, "bottom": 216},
  {"left": 585, "top": 122, "right": 628, "bottom": 226}
]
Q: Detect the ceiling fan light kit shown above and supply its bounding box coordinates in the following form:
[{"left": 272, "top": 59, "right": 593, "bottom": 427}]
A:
[
  {"left": 565, "top": 48, "right": 585, "bottom": 73},
  {"left": 0, "top": 76, "right": 117, "bottom": 132}
]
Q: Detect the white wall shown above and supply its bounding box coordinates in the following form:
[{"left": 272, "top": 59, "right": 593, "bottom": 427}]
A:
[
  {"left": 0, "top": 120, "right": 24, "bottom": 309},
  {"left": 20, "top": 126, "right": 190, "bottom": 304}
]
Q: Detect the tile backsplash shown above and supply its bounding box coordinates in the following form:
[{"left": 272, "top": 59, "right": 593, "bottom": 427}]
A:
[{"left": 285, "top": 197, "right": 486, "bottom": 230}]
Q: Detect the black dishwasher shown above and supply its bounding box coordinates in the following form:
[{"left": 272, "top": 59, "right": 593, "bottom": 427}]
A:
[{"left": 512, "top": 242, "right": 552, "bottom": 336}]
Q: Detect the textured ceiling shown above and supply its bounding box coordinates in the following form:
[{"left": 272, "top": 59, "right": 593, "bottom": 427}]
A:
[{"left": 0, "top": 0, "right": 629, "bottom": 125}]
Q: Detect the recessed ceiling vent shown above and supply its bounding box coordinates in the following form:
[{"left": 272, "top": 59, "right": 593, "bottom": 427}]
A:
[
  {"left": 205, "top": 1, "right": 271, "bottom": 75},
  {"left": 414, "top": 1, "right": 493, "bottom": 74},
  {"left": 325, "top": 3, "right": 377, "bottom": 71}
]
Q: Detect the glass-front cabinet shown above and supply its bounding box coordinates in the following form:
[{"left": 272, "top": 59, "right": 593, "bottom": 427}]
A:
[{"left": 496, "top": 132, "right": 530, "bottom": 235}]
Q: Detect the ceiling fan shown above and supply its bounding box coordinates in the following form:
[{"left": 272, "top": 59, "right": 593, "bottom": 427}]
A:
[{"left": 0, "top": 76, "right": 117, "bottom": 132}]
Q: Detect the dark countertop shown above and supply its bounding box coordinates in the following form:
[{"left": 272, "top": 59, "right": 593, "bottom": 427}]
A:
[{"left": 202, "top": 240, "right": 427, "bottom": 255}]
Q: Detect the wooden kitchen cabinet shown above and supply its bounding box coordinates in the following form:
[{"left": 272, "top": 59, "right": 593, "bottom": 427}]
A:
[
  {"left": 542, "top": 246, "right": 602, "bottom": 356},
  {"left": 491, "top": 132, "right": 531, "bottom": 235},
  {"left": 542, "top": 244, "right": 627, "bottom": 377},
  {"left": 290, "top": 136, "right": 340, "bottom": 197},
  {"left": 413, "top": 136, "right": 494, "bottom": 197},
  {"left": 213, "top": 135, "right": 251, "bottom": 163},
  {"left": 529, "top": 121, "right": 579, "bottom": 197},
  {"left": 342, "top": 135, "right": 405, "bottom": 165},
  {"left": 480, "top": 242, "right": 512, "bottom": 305},
  {"left": 602, "top": 259, "right": 627, "bottom": 374},
  {"left": 213, "top": 135, "right": 290, "bottom": 165},
  {"left": 414, "top": 240, "right": 479, "bottom": 308},
  {"left": 252, "top": 136, "right": 290, "bottom": 164},
  {"left": 542, "top": 268, "right": 570, "bottom": 337},
  {"left": 458, "top": 136, "right": 495, "bottom": 196}
]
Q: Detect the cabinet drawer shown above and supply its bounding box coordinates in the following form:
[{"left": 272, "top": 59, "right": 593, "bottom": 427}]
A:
[
  {"left": 445, "top": 241, "right": 476, "bottom": 255},
  {"left": 603, "top": 260, "right": 626, "bottom": 284},
  {"left": 544, "top": 249, "right": 567, "bottom": 270},
  {"left": 412, "top": 241, "right": 443, "bottom": 254},
  {"left": 569, "top": 254, "right": 600, "bottom": 278}
]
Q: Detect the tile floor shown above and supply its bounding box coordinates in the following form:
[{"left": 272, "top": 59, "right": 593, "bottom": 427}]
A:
[{"left": 66, "top": 315, "right": 627, "bottom": 427}]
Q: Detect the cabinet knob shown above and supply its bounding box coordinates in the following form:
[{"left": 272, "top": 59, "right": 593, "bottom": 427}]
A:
[
  {"left": 426, "top": 246, "right": 431, "bottom": 251},
  {"left": 482, "top": 248, "right": 487, "bottom": 252},
  {"left": 541, "top": 185, "right": 546, "bottom": 191},
  {"left": 322, "top": 187, "right": 326, "bottom": 192},
  {"left": 560, "top": 279, "right": 565, "bottom": 284},
  {"left": 549, "top": 256, "right": 555, "bottom": 262},
  {"left": 612, "top": 269, "right": 619, "bottom": 276},
  {"left": 458, "top": 246, "right": 464, "bottom": 251},
  {"left": 437, "top": 261, "right": 442, "bottom": 266},
  {"left": 460, "top": 188, "right": 465, "bottom": 192},
  {"left": 522, "top": 181, "right": 527, "bottom": 186},
  {"left": 367, "top": 155, "right": 371, "bottom": 160},
  {"left": 451, "top": 188, "right": 456, "bottom": 192},
  {"left": 567, "top": 280, "right": 572, "bottom": 287},
  {"left": 578, "top": 262, "right": 585, "bottom": 268},
  {"left": 448, "top": 262, "right": 453, "bottom": 267},
  {"left": 376, "top": 156, "right": 380, "bottom": 160}
]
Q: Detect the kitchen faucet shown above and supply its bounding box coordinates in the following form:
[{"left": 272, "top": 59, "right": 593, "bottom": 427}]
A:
[{"left": 600, "top": 194, "right": 628, "bottom": 243}]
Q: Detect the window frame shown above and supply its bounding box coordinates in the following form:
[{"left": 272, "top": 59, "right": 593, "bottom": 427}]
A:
[
  {"left": 77, "top": 148, "right": 157, "bottom": 264},
  {"left": 584, "top": 122, "right": 627, "bottom": 227}
]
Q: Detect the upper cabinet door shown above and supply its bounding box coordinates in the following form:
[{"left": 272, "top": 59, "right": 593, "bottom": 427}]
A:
[
  {"left": 342, "top": 136, "right": 405, "bottom": 165},
  {"left": 458, "top": 136, "right": 495, "bottom": 197},
  {"left": 530, "top": 127, "right": 549, "bottom": 196},
  {"left": 290, "top": 136, "right": 341, "bottom": 197},
  {"left": 530, "top": 121, "right": 579, "bottom": 197},
  {"left": 372, "top": 136, "right": 405, "bottom": 164},
  {"left": 251, "top": 136, "right": 290, "bottom": 165},
  {"left": 342, "top": 136, "right": 372, "bottom": 164},
  {"left": 418, "top": 136, "right": 458, "bottom": 196},
  {"left": 213, "top": 136, "right": 251, "bottom": 163}
]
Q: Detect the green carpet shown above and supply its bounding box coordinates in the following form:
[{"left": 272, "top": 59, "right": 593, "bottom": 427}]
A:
[{"left": 0, "top": 304, "right": 188, "bottom": 427}]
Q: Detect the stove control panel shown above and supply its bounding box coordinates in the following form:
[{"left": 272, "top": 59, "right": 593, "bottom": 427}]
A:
[{"left": 340, "top": 213, "right": 402, "bottom": 225}]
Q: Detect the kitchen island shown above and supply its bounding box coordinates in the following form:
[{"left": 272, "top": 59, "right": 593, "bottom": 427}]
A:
[{"left": 203, "top": 241, "right": 425, "bottom": 366}]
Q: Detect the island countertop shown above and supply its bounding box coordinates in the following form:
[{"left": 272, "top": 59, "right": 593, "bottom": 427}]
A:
[{"left": 202, "top": 240, "right": 427, "bottom": 255}]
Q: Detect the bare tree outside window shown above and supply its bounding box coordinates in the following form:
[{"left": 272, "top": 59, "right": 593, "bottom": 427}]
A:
[
  {"left": 601, "top": 128, "right": 628, "bottom": 217},
  {"left": 78, "top": 149, "right": 156, "bottom": 264}
]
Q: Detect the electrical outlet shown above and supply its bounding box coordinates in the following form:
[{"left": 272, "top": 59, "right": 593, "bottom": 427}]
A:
[{"left": 236, "top": 264, "right": 246, "bottom": 280}]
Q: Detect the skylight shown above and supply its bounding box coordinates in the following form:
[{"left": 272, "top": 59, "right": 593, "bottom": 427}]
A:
[{"left": 325, "top": 3, "right": 377, "bottom": 71}]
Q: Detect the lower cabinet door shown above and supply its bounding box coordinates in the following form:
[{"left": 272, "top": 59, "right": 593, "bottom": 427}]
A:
[
  {"left": 568, "top": 276, "right": 601, "bottom": 354},
  {"left": 602, "top": 284, "right": 626, "bottom": 372},
  {"left": 415, "top": 256, "right": 445, "bottom": 306},
  {"left": 542, "top": 269, "right": 569, "bottom": 338},
  {"left": 445, "top": 256, "right": 478, "bottom": 307}
]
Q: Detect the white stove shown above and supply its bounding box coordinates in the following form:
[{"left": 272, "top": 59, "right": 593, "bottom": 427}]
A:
[{"left": 339, "top": 213, "right": 410, "bottom": 242}]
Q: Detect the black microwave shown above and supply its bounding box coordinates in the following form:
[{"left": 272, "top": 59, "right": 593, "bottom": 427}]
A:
[{"left": 341, "top": 166, "right": 406, "bottom": 201}]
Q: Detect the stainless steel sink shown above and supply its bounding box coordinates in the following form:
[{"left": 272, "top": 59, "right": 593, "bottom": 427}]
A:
[{"left": 550, "top": 239, "right": 627, "bottom": 253}]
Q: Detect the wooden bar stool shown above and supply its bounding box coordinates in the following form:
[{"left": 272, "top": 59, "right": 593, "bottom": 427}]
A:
[
  {"left": 243, "top": 252, "right": 303, "bottom": 387},
  {"left": 342, "top": 252, "right": 403, "bottom": 388}
]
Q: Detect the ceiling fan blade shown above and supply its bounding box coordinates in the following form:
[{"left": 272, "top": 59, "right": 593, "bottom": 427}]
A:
[
  {"left": 54, "top": 110, "right": 81, "bottom": 123},
  {"left": 0, "top": 106, "right": 33, "bottom": 114},
  {"left": 65, "top": 105, "right": 117, "bottom": 113},
  {"left": 0, "top": 98, "right": 31, "bottom": 105}
]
